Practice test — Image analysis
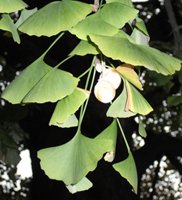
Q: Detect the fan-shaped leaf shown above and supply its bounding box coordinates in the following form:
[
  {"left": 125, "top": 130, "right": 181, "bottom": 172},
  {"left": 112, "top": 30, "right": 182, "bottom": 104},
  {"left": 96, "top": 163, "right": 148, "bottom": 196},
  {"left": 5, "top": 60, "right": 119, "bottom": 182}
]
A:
[
  {"left": 106, "top": 0, "right": 133, "bottom": 6},
  {"left": 0, "top": 0, "right": 27, "bottom": 13},
  {"left": 70, "top": 13, "right": 119, "bottom": 40},
  {"left": 89, "top": 35, "right": 182, "bottom": 75},
  {"left": 116, "top": 65, "right": 143, "bottom": 90},
  {"left": 49, "top": 88, "right": 89, "bottom": 127},
  {"left": 99, "top": 2, "right": 138, "bottom": 29},
  {"left": 1, "top": 55, "right": 79, "bottom": 104},
  {"left": 37, "top": 120, "right": 117, "bottom": 185},
  {"left": 19, "top": 1, "right": 92, "bottom": 36},
  {"left": 107, "top": 81, "right": 136, "bottom": 118},
  {"left": 125, "top": 80, "right": 153, "bottom": 115},
  {"left": 113, "top": 151, "right": 138, "bottom": 194},
  {"left": 0, "top": 14, "right": 20, "bottom": 43}
]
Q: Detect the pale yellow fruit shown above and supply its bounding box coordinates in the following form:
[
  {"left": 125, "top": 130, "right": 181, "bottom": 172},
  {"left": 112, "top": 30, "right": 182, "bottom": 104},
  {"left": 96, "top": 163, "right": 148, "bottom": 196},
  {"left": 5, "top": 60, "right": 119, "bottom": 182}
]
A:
[
  {"left": 94, "top": 80, "right": 116, "bottom": 103},
  {"left": 101, "top": 69, "right": 121, "bottom": 89}
]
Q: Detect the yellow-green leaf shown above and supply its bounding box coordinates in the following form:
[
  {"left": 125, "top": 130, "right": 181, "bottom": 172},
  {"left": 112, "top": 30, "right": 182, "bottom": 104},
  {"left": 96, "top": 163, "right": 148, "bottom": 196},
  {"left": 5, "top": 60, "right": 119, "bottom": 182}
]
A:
[{"left": 0, "top": 0, "right": 27, "bottom": 13}]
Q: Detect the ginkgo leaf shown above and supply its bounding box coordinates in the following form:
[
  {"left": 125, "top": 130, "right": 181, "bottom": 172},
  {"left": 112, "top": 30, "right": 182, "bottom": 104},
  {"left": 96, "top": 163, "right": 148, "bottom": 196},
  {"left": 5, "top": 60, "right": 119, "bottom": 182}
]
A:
[
  {"left": 19, "top": 0, "right": 92, "bottom": 36},
  {"left": 70, "top": 13, "right": 119, "bottom": 40},
  {"left": 99, "top": 2, "right": 138, "bottom": 29},
  {"left": 1, "top": 55, "right": 79, "bottom": 104},
  {"left": 106, "top": 0, "right": 133, "bottom": 7},
  {"left": 66, "top": 177, "right": 93, "bottom": 194},
  {"left": 113, "top": 151, "right": 138, "bottom": 194},
  {"left": 89, "top": 35, "right": 182, "bottom": 75},
  {"left": 49, "top": 88, "right": 89, "bottom": 127},
  {"left": 138, "top": 118, "right": 147, "bottom": 138},
  {"left": 0, "top": 0, "right": 27, "bottom": 13},
  {"left": 52, "top": 114, "right": 78, "bottom": 128},
  {"left": 125, "top": 80, "right": 153, "bottom": 115},
  {"left": 0, "top": 14, "right": 20, "bottom": 43},
  {"left": 116, "top": 64, "right": 143, "bottom": 90},
  {"left": 107, "top": 81, "right": 136, "bottom": 118},
  {"left": 38, "top": 120, "right": 117, "bottom": 185},
  {"left": 135, "top": 17, "right": 149, "bottom": 36},
  {"left": 130, "top": 28, "right": 150, "bottom": 45},
  {"left": 15, "top": 8, "right": 37, "bottom": 28},
  {"left": 70, "top": 40, "right": 99, "bottom": 56}
]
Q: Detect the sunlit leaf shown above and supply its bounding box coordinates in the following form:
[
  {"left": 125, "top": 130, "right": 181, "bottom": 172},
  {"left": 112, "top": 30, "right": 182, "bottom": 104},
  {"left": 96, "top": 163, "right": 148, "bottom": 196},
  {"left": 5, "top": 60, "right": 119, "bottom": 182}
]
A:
[
  {"left": 70, "top": 40, "right": 99, "bottom": 56},
  {"left": 19, "top": 1, "right": 92, "bottom": 36},
  {"left": 138, "top": 118, "right": 147, "bottom": 138},
  {"left": 15, "top": 8, "right": 37, "bottom": 28},
  {"left": 107, "top": 82, "right": 136, "bottom": 118},
  {"left": 113, "top": 151, "right": 138, "bottom": 194},
  {"left": 116, "top": 64, "right": 143, "bottom": 90},
  {"left": 49, "top": 88, "right": 89, "bottom": 127},
  {"left": 125, "top": 80, "right": 153, "bottom": 115},
  {"left": 0, "top": 14, "right": 20, "bottom": 43},
  {"left": 131, "top": 28, "right": 149, "bottom": 45},
  {"left": 1, "top": 55, "right": 79, "bottom": 104},
  {"left": 70, "top": 13, "right": 119, "bottom": 40},
  {"left": 54, "top": 114, "right": 78, "bottom": 128},
  {"left": 99, "top": 2, "right": 138, "bottom": 29},
  {"left": 89, "top": 35, "right": 182, "bottom": 75},
  {"left": 0, "top": 0, "right": 27, "bottom": 13},
  {"left": 38, "top": 120, "right": 117, "bottom": 185},
  {"left": 66, "top": 177, "right": 93, "bottom": 194},
  {"left": 106, "top": 0, "right": 133, "bottom": 7}
]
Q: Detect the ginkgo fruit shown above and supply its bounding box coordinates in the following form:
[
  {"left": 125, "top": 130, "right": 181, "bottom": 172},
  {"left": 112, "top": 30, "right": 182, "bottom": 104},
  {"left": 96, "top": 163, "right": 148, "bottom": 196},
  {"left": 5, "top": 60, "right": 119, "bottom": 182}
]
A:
[{"left": 94, "top": 80, "right": 116, "bottom": 103}]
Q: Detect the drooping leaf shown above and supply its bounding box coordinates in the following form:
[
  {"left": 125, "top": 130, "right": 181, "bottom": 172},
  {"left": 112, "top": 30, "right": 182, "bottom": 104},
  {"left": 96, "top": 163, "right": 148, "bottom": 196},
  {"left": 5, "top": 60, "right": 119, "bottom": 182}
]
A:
[
  {"left": 70, "top": 40, "right": 99, "bottom": 56},
  {"left": 89, "top": 35, "right": 182, "bottom": 75},
  {"left": 113, "top": 151, "right": 138, "bottom": 194},
  {"left": 125, "top": 80, "right": 153, "bottom": 115},
  {"left": 37, "top": 120, "right": 117, "bottom": 185},
  {"left": 19, "top": 0, "right": 92, "bottom": 36},
  {"left": 167, "top": 95, "right": 182, "bottom": 106},
  {"left": 106, "top": 0, "right": 133, "bottom": 7},
  {"left": 70, "top": 13, "right": 119, "bottom": 40},
  {"left": 99, "top": 2, "right": 138, "bottom": 29},
  {"left": 0, "top": 0, "right": 27, "bottom": 13},
  {"left": 1, "top": 55, "right": 79, "bottom": 104},
  {"left": 15, "top": 8, "right": 37, "bottom": 28},
  {"left": 138, "top": 118, "right": 147, "bottom": 138},
  {"left": 0, "top": 14, "right": 20, "bottom": 43},
  {"left": 49, "top": 88, "right": 89, "bottom": 127},
  {"left": 66, "top": 177, "right": 93, "bottom": 194},
  {"left": 107, "top": 82, "right": 136, "bottom": 118},
  {"left": 116, "top": 64, "right": 143, "bottom": 90},
  {"left": 130, "top": 28, "right": 150, "bottom": 45}
]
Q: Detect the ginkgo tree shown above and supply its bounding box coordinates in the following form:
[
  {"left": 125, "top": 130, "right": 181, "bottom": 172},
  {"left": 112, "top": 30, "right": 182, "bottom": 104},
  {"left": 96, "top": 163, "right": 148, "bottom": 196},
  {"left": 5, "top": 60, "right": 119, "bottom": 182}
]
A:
[{"left": 0, "top": 0, "right": 181, "bottom": 194}]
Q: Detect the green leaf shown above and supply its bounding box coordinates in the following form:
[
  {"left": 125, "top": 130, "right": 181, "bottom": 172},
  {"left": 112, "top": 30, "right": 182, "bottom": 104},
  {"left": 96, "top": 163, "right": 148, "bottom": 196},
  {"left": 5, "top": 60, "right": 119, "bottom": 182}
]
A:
[
  {"left": 113, "top": 151, "right": 138, "bottom": 194},
  {"left": 19, "top": 0, "right": 92, "bottom": 37},
  {"left": 116, "top": 65, "right": 143, "bottom": 90},
  {"left": 107, "top": 82, "right": 136, "bottom": 118},
  {"left": 70, "top": 13, "right": 119, "bottom": 40},
  {"left": 138, "top": 119, "right": 147, "bottom": 138},
  {"left": 70, "top": 40, "right": 99, "bottom": 56},
  {"left": 1, "top": 55, "right": 79, "bottom": 104},
  {"left": 0, "top": 14, "right": 20, "bottom": 44},
  {"left": 37, "top": 120, "right": 117, "bottom": 185},
  {"left": 106, "top": 0, "right": 133, "bottom": 7},
  {"left": 57, "top": 114, "right": 78, "bottom": 128},
  {"left": 167, "top": 95, "right": 182, "bottom": 106},
  {"left": 135, "top": 17, "right": 149, "bottom": 36},
  {"left": 125, "top": 80, "right": 153, "bottom": 115},
  {"left": 66, "top": 177, "right": 93, "bottom": 194},
  {"left": 99, "top": 2, "right": 138, "bottom": 29},
  {"left": 15, "top": 8, "right": 37, "bottom": 28},
  {"left": 0, "top": 0, "right": 27, "bottom": 13},
  {"left": 89, "top": 35, "right": 182, "bottom": 75},
  {"left": 131, "top": 28, "right": 150, "bottom": 45},
  {"left": 49, "top": 88, "right": 89, "bottom": 127}
]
